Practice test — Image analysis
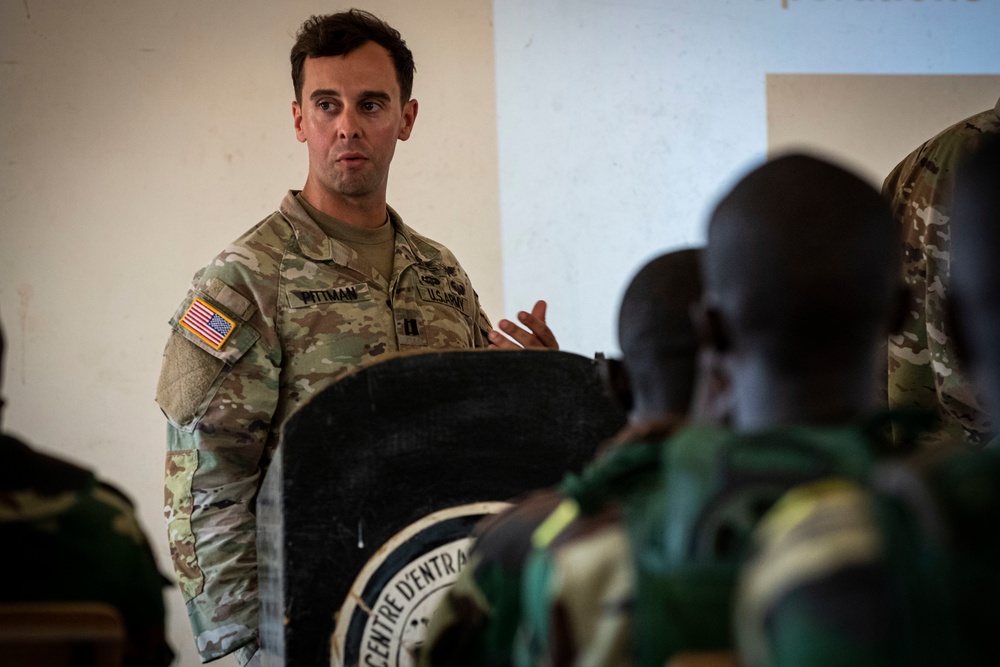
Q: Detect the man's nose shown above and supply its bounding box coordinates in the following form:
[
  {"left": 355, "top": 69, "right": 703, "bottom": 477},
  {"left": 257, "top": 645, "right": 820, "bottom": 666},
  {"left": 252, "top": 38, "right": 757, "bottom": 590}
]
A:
[{"left": 338, "top": 107, "right": 362, "bottom": 139}]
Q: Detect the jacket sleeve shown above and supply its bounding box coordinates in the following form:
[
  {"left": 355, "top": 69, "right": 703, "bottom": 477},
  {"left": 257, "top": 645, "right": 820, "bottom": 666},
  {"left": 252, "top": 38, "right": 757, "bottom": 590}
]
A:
[
  {"left": 473, "top": 295, "right": 493, "bottom": 349},
  {"left": 158, "top": 268, "right": 281, "bottom": 664}
]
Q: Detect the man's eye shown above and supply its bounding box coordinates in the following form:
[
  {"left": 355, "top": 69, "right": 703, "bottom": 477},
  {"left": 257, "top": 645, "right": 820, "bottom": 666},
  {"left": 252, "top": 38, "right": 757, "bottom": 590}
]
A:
[
  {"left": 361, "top": 101, "right": 382, "bottom": 112},
  {"left": 318, "top": 101, "right": 335, "bottom": 111}
]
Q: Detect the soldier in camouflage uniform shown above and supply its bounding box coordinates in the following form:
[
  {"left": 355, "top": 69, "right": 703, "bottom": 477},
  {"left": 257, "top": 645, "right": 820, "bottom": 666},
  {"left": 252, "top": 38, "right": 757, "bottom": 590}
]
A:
[
  {"left": 884, "top": 97, "right": 1000, "bottom": 447},
  {"left": 736, "top": 133, "right": 1000, "bottom": 667},
  {"left": 925, "top": 136, "right": 1000, "bottom": 665},
  {"left": 157, "top": 10, "right": 557, "bottom": 665},
  {"left": 516, "top": 155, "right": 918, "bottom": 667},
  {"left": 0, "top": 324, "right": 173, "bottom": 666},
  {"left": 419, "top": 249, "right": 703, "bottom": 667}
]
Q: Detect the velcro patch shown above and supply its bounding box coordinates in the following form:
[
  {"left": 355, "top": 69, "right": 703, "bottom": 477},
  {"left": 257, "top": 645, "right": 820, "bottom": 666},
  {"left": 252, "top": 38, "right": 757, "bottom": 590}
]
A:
[
  {"left": 290, "top": 283, "right": 372, "bottom": 308},
  {"left": 418, "top": 287, "right": 467, "bottom": 313},
  {"left": 180, "top": 298, "right": 236, "bottom": 350}
]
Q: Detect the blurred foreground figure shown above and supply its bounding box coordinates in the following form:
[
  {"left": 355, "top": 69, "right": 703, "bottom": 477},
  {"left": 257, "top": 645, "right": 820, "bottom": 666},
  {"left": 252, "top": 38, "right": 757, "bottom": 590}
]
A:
[
  {"left": 519, "top": 155, "right": 935, "bottom": 667},
  {"left": 420, "top": 248, "right": 703, "bottom": 667},
  {"left": 884, "top": 96, "right": 1000, "bottom": 447},
  {"left": 736, "top": 144, "right": 1000, "bottom": 667},
  {"left": 0, "top": 322, "right": 172, "bottom": 666},
  {"left": 930, "top": 136, "right": 1000, "bottom": 665}
]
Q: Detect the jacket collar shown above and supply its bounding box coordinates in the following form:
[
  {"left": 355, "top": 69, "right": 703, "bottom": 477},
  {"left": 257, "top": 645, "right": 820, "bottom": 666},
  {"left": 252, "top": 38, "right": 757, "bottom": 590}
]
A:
[{"left": 278, "top": 191, "right": 440, "bottom": 266}]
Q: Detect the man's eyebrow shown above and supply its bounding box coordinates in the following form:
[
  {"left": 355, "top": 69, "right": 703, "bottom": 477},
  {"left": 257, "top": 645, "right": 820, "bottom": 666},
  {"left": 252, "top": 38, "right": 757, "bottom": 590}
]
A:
[
  {"left": 359, "top": 90, "right": 392, "bottom": 102},
  {"left": 309, "top": 89, "right": 341, "bottom": 100},
  {"left": 308, "top": 89, "right": 394, "bottom": 103}
]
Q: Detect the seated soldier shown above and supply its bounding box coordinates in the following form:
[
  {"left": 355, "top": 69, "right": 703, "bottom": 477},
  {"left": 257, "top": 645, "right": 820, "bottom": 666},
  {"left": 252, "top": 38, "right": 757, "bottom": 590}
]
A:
[
  {"left": 516, "top": 154, "right": 928, "bottom": 667},
  {"left": 419, "top": 248, "right": 704, "bottom": 667},
  {"left": 735, "top": 140, "right": 1000, "bottom": 667},
  {"left": 940, "top": 135, "right": 1000, "bottom": 666},
  {"left": 0, "top": 322, "right": 173, "bottom": 666}
]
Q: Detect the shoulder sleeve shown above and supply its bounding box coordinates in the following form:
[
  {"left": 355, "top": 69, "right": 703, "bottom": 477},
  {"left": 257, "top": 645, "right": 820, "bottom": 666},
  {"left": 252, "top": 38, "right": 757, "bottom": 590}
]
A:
[
  {"left": 735, "top": 480, "right": 892, "bottom": 667},
  {"left": 158, "top": 228, "right": 285, "bottom": 662},
  {"left": 472, "top": 290, "right": 493, "bottom": 349}
]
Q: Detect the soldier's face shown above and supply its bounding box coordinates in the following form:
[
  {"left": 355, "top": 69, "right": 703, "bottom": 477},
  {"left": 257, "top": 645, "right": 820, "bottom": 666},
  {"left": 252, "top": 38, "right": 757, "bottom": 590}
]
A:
[{"left": 293, "top": 42, "right": 417, "bottom": 206}]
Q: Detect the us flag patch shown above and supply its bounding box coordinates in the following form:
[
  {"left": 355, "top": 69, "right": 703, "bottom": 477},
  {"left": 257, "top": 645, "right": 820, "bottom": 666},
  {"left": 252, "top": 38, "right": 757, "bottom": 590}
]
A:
[{"left": 180, "top": 298, "right": 236, "bottom": 350}]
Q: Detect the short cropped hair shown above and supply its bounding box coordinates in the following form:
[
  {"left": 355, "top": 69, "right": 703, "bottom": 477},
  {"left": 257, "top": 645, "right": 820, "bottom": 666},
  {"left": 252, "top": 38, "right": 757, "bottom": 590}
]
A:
[
  {"left": 704, "top": 154, "right": 897, "bottom": 368},
  {"left": 290, "top": 9, "right": 416, "bottom": 105}
]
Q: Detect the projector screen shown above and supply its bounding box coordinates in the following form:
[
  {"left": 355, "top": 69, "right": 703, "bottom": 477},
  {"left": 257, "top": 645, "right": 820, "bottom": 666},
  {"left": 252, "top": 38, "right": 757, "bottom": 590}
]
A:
[{"left": 493, "top": 0, "right": 1000, "bottom": 357}]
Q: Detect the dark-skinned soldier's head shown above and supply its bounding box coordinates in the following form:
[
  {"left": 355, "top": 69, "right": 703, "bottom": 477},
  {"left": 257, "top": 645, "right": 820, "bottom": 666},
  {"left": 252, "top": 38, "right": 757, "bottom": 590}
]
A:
[
  {"left": 949, "top": 137, "right": 1000, "bottom": 420},
  {"left": 700, "top": 154, "right": 904, "bottom": 429},
  {"left": 608, "top": 248, "right": 702, "bottom": 423}
]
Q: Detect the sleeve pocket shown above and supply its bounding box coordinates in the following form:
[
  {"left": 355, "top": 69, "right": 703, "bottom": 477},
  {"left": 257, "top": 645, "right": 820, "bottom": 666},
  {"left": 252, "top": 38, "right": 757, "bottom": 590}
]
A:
[
  {"left": 165, "top": 449, "right": 204, "bottom": 602},
  {"left": 156, "top": 292, "right": 260, "bottom": 431}
]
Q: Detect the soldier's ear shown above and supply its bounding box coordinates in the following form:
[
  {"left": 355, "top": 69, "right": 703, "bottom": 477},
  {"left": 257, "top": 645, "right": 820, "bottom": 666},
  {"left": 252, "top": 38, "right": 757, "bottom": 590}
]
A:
[
  {"left": 691, "top": 301, "right": 731, "bottom": 354},
  {"left": 602, "top": 357, "right": 634, "bottom": 413}
]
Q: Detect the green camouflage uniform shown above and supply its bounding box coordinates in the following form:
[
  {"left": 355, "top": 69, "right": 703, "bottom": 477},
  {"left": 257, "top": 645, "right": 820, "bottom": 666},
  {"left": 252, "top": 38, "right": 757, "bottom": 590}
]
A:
[
  {"left": 734, "top": 479, "right": 936, "bottom": 667},
  {"left": 884, "top": 98, "right": 1000, "bottom": 448},
  {"left": 515, "top": 422, "right": 897, "bottom": 667},
  {"left": 0, "top": 433, "right": 172, "bottom": 666},
  {"left": 420, "top": 488, "right": 564, "bottom": 667},
  {"left": 734, "top": 436, "right": 1000, "bottom": 667},
  {"left": 156, "top": 191, "right": 491, "bottom": 663},
  {"left": 419, "top": 421, "right": 677, "bottom": 667}
]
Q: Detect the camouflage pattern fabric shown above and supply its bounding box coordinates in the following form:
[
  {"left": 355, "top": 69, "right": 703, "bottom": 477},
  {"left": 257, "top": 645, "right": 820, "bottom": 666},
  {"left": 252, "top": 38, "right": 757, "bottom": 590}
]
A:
[
  {"left": 420, "top": 421, "right": 677, "bottom": 667},
  {"left": 420, "top": 488, "right": 563, "bottom": 667},
  {"left": 519, "top": 505, "right": 634, "bottom": 667},
  {"left": 515, "top": 422, "right": 887, "bottom": 667},
  {"left": 734, "top": 458, "right": 976, "bottom": 667},
  {"left": 884, "top": 98, "right": 1000, "bottom": 448},
  {"left": 0, "top": 433, "right": 172, "bottom": 666},
  {"left": 735, "top": 479, "right": 898, "bottom": 667},
  {"left": 156, "top": 191, "right": 492, "bottom": 663},
  {"left": 915, "top": 443, "right": 1000, "bottom": 665}
]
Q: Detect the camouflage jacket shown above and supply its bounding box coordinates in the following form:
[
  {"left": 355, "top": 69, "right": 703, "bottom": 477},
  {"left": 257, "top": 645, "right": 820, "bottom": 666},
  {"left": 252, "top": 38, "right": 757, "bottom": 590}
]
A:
[
  {"left": 420, "top": 488, "right": 564, "bottom": 667},
  {"left": 156, "top": 191, "right": 492, "bottom": 663},
  {"left": 420, "top": 421, "right": 680, "bottom": 667},
  {"left": 0, "top": 433, "right": 172, "bottom": 666},
  {"left": 516, "top": 422, "right": 886, "bottom": 667},
  {"left": 733, "top": 438, "right": 1000, "bottom": 667},
  {"left": 884, "top": 98, "right": 1000, "bottom": 448}
]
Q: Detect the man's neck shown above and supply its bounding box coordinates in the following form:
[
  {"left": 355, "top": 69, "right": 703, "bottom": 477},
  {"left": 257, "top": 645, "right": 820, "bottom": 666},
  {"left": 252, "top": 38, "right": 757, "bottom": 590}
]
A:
[
  {"left": 728, "top": 355, "right": 878, "bottom": 432},
  {"left": 300, "top": 183, "right": 388, "bottom": 229}
]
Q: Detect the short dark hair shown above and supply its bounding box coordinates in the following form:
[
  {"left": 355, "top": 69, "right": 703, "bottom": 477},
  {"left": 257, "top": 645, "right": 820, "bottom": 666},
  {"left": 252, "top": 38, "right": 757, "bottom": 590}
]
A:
[
  {"left": 290, "top": 9, "right": 416, "bottom": 105},
  {"left": 704, "top": 154, "right": 897, "bottom": 368},
  {"left": 617, "top": 248, "right": 702, "bottom": 413}
]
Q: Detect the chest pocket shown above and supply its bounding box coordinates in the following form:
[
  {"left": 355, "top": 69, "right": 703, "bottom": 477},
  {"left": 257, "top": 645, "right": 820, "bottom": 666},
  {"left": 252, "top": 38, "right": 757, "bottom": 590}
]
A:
[{"left": 404, "top": 270, "right": 478, "bottom": 349}]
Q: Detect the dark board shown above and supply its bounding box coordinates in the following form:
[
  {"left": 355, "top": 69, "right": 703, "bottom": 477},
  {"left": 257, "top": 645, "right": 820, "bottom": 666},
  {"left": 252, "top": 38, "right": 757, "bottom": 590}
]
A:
[{"left": 258, "top": 349, "right": 626, "bottom": 666}]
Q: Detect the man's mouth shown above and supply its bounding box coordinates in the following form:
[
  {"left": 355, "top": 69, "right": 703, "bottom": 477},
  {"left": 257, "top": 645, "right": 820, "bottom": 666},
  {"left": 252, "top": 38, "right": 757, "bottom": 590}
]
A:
[{"left": 337, "top": 153, "right": 368, "bottom": 167}]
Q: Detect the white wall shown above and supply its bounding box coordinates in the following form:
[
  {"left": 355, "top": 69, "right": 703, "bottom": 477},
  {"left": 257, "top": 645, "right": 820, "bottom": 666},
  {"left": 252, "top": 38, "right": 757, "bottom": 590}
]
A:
[
  {"left": 493, "top": 0, "right": 1000, "bottom": 358},
  {"left": 0, "top": 2, "right": 500, "bottom": 665},
  {"left": 4, "top": 0, "right": 1000, "bottom": 664},
  {"left": 767, "top": 74, "right": 1000, "bottom": 185}
]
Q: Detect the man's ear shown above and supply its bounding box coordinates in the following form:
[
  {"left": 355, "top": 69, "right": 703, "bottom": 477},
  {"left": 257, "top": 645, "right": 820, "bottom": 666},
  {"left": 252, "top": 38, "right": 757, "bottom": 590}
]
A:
[
  {"left": 398, "top": 98, "right": 418, "bottom": 141},
  {"left": 603, "top": 357, "right": 634, "bottom": 413},
  {"left": 888, "top": 284, "right": 910, "bottom": 336},
  {"left": 293, "top": 101, "right": 307, "bottom": 143},
  {"left": 691, "top": 301, "right": 731, "bottom": 354}
]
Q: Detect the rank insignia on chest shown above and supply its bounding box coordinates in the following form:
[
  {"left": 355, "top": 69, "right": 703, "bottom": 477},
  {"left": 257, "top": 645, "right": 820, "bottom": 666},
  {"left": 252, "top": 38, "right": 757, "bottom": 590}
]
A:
[{"left": 180, "top": 298, "right": 236, "bottom": 350}]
